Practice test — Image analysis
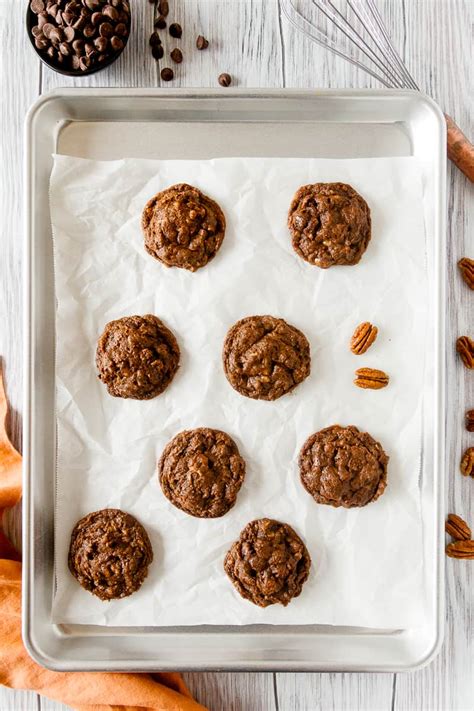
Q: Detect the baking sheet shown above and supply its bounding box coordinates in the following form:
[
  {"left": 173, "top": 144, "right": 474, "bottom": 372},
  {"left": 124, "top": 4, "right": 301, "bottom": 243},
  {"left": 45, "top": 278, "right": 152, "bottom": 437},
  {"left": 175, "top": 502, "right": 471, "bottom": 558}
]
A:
[{"left": 50, "top": 154, "right": 428, "bottom": 628}]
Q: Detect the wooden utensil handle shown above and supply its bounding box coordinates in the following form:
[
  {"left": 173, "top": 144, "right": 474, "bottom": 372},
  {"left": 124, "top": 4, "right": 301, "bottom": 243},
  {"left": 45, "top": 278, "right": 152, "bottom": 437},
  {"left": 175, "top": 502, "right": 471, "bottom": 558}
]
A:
[{"left": 445, "top": 114, "right": 474, "bottom": 182}]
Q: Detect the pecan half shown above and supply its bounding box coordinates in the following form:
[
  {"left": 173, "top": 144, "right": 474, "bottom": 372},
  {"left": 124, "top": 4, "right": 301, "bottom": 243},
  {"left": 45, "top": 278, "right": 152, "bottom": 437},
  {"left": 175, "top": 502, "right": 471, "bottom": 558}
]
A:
[
  {"left": 354, "top": 367, "right": 389, "bottom": 390},
  {"left": 458, "top": 257, "right": 474, "bottom": 290},
  {"left": 446, "top": 540, "right": 474, "bottom": 559},
  {"left": 456, "top": 336, "right": 474, "bottom": 369},
  {"left": 460, "top": 447, "right": 474, "bottom": 477},
  {"left": 466, "top": 409, "right": 474, "bottom": 432},
  {"left": 350, "top": 322, "right": 378, "bottom": 355},
  {"left": 445, "top": 513, "right": 471, "bottom": 540}
]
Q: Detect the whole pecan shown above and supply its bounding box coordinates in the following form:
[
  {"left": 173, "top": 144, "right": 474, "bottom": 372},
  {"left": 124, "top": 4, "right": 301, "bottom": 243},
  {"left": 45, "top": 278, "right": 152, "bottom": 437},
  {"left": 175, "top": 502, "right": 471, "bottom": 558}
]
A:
[
  {"left": 354, "top": 367, "right": 389, "bottom": 390},
  {"left": 466, "top": 409, "right": 474, "bottom": 432},
  {"left": 445, "top": 513, "right": 471, "bottom": 540},
  {"left": 456, "top": 336, "right": 474, "bottom": 369},
  {"left": 458, "top": 257, "right": 474, "bottom": 290},
  {"left": 460, "top": 447, "right": 474, "bottom": 477},
  {"left": 350, "top": 322, "right": 378, "bottom": 355},
  {"left": 446, "top": 540, "right": 474, "bottom": 559}
]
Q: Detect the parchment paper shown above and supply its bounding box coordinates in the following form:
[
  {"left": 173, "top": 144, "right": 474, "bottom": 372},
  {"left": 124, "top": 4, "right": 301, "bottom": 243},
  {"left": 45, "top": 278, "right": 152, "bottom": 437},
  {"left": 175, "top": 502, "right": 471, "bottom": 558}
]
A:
[{"left": 50, "top": 155, "right": 428, "bottom": 628}]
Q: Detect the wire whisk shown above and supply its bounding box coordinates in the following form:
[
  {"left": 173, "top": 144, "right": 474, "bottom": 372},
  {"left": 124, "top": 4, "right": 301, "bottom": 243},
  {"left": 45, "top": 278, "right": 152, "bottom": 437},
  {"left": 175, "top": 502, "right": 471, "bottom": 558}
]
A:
[{"left": 281, "top": 0, "right": 474, "bottom": 181}]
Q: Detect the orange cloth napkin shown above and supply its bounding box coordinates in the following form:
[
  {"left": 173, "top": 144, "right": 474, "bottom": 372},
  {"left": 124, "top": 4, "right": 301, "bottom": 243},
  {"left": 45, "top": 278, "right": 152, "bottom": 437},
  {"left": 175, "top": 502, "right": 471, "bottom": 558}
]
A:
[{"left": 0, "top": 365, "right": 207, "bottom": 711}]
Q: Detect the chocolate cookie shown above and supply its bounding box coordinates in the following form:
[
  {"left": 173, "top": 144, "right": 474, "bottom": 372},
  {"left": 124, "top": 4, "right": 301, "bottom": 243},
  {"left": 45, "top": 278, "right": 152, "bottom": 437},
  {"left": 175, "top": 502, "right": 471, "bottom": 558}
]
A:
[
  {"left": 222, "top": 315, "right": 311, "bottom": 401},
  {"left": 159, "top": 428, "right": 246, "bottom": 518},
  {"left": 288, "top": 182, "right": 371, "bottom": 268},
  {"left": 68, "top": 509, "right": 153, "bottom": 601},
  {"left": 224, "top": 518, "right": 311, "bottom": 607},
  {"left": 142, "top": 183, "right": 226, "bottom": 271},
  {"left": 299, "top": 425, "right": 388, "bottom": 508},
  {"left": 96, "top": 314, "right": 180, "bottom": 400}
]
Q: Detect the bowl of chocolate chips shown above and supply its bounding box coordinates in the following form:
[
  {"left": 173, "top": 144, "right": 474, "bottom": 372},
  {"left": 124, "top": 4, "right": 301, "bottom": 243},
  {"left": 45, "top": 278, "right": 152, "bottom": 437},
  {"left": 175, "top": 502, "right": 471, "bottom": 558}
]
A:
[{"left": 27, "top": 0, "right": 131, "bottom": 76}]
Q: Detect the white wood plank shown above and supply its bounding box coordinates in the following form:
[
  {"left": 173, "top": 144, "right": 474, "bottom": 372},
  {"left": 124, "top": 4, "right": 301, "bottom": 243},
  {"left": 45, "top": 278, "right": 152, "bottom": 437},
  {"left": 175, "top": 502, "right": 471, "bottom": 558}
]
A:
[
  {"left": 0, "top": 1, "right": 41, "bottom": 707},
  {"left": 183, "top": 672, "right": 276, "bottom": 711},
  {"left": 393, "top": 0, "right": 474, "bottom": 709},
  {"left": 274, "top": 673, "right": 395, "bottom": 711},
  {"left": 0, "top": 688, "right": 39, "bottom": 711},
  {"left": 0, "top": 0, "right": 40, "bottom": 451}
]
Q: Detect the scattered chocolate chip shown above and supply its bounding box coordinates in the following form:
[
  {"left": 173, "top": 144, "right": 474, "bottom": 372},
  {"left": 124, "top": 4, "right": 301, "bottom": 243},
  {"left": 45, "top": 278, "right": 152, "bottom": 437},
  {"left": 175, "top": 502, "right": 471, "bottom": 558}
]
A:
[
  {"left": 218, "top": 72, "right": 232, "bottom": 87},
  {"left": 169, "top": 23, "right": 182, "bottom": 39},
  {"left": 158, "top": 0, "right": 169, "bottom": 16},
  {"left": 161, "top": 67, "right": 174, "bottom": 81},
  {"left": 466, "top": 409, "right": 474, "bottom": 432},
  {"left": 170, "top": 47, "right": 183, "bottom": 63},
  {"left": 155, "top": 15, "right": 166, "bottom": 29},
  {"left": 149, "top": 31, "right": 161, "bottom": 47},
  {"left": 152, "top": 44, "right": 164, "bottom": 60},
  {"left": 196, "top": 35, "right": 209, "bottom": 50}
]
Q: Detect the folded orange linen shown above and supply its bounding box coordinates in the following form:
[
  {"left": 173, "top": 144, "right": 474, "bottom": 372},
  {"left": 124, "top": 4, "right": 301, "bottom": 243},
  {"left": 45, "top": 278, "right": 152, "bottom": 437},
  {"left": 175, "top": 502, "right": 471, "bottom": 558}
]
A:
[{"left": 0, "top": 365, "right": 206, "bottom": 711}]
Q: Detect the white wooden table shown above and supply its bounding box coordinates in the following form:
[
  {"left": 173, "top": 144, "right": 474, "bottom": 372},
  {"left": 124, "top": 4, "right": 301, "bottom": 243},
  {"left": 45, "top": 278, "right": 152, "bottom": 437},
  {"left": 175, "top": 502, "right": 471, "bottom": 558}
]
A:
[{"left": 1, "top": 1, "right": 473, "bottom": 709}]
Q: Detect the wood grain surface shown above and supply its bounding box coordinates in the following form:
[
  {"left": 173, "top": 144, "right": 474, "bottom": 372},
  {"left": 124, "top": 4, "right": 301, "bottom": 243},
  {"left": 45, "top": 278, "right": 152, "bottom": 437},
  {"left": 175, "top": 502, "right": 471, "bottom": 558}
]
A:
[{"left": 0, "top": 1, "right": 473, "bottom": 709}]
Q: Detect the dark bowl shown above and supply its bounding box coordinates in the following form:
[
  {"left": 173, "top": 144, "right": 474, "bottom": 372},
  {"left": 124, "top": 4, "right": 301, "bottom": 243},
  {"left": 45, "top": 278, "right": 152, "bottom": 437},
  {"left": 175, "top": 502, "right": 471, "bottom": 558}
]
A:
[{"left": 26, "top": 3, "right": 130, "bottom": 77}]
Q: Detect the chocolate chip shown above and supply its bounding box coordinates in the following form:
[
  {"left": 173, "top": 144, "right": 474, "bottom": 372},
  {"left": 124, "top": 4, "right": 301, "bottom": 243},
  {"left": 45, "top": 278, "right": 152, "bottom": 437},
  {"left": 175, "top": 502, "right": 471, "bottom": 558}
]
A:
[
  {"left": 99, "top": 22, "right": 114, "bottom": 38},
  {"left": 152, "top": 44, "right": 164, "bottom": 60},
  {"left": 161, "top": 67, "right": 174, "bottom": 81},
  {"left": 149, "top": 32, "right": 161, "bottom": 47},
  {"left": 110, "top": 35, "right": 124, "bottom": 51},
  {"left": 114, "top": 22, "right": 128, "bottom": 37},
  {"left": 158, "top": 0, "right": 169, "bottom": 16},
  {"left": 170, "top": 48, "right": 183, "bottom": 63},
  {"left": 72, "top": 38, "right": 85, "bottom": 53},
  {"left": 169, "top": 23, "right": 182, "bottom": 38},
  {"left": 42, "top": 22, "right": 55, "bottom": 38},
  {"left": 91, "top": 11, "right": 102, "bottom": 26},
  {"left": 94, "top": 36, "right": 108, "bottom": 52},
  {"left": 59, "top": 41, "right": 72, "bottom": 55},
  {"left": 79, "top": 55, "right": 91, "bottom": 71},
  {"left": 103, "top": 5, "right": 119, "bottom": 21},
  {"left": 35, "top": 36, "right": 49, "bottom": 49},
  {"left": 49, "top": 26, "right": 62, "bottom": 44},
  {"left": 31, "top": 0, "right": 45, "bottom": 13},
  {"left": 196, "top": 35, "right": 209, "bottom": 50},
  {"left": 83, "top": 23, "right": 95, "bottom": 38},
  {"left": 63, "top": 25, "right": 75, "bottom": 41},
  {"left": 218, "top": 72, "right": 232, "bottom": 87},
  {"left": 154, "top": 16, "right": 166, "bottom": 29}
]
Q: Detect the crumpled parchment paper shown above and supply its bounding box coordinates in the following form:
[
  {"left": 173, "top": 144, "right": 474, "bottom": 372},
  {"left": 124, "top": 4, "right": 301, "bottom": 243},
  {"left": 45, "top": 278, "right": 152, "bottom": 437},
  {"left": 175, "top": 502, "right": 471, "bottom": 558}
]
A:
[{"left": 50, "top": 155, "right": 428, "bottom": 628}]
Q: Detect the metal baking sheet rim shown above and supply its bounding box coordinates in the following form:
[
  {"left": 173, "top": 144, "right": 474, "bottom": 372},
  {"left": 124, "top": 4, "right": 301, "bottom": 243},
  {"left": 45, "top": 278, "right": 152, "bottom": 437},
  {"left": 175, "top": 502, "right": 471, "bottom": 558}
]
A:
[{"left": 22, "top": 88, "right": 446, "bottom": 672}]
